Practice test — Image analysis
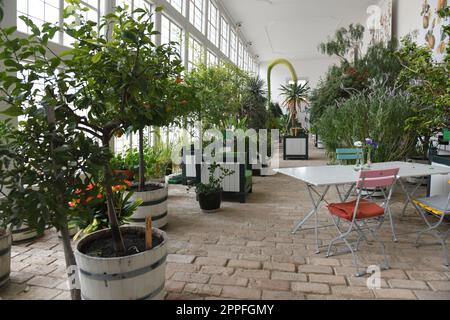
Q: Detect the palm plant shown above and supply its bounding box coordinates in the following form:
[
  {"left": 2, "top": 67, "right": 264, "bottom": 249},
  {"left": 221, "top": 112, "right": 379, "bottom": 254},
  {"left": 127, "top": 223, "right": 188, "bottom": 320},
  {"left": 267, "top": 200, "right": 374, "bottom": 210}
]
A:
[
  {"left": 279, "top": 81, "right": 310, "bottom": 131},
  {"left": 241, "top": 76, "right": 268, "bottom": 130}
]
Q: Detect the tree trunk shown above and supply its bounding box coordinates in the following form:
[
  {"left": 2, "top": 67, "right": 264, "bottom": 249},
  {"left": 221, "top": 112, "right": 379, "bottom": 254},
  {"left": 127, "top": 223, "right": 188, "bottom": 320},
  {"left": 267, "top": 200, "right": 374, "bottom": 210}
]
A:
[
  {"left": 60, "top": 223, "right": 81, "bottom": 300},
  {"left": 103, "top": 138, "right": 126, "bottom": 256},
  {"left": 45, "top": 105, "right": 80, "bottom": 300},
  {"left": 138, "top": 128, "right": 146, "bottom": 192}
]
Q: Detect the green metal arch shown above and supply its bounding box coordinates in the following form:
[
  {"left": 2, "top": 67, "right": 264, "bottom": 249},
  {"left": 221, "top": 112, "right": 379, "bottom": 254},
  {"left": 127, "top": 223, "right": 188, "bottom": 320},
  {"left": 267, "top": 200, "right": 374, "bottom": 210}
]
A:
[{"left": 267, "top": 58, "right": 298, "bottom": 107}]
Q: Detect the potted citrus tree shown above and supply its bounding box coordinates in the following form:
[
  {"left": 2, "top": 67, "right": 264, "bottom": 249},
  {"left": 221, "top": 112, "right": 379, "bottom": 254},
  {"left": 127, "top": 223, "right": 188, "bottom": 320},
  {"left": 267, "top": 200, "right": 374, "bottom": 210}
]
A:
[{"left": 58, "top": 2, "right": 191, "bottom": 300}]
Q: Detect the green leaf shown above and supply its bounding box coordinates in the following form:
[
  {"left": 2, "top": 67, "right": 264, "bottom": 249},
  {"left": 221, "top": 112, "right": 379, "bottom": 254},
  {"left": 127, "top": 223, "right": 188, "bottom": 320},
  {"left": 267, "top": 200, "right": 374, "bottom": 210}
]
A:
[
  {"left": 1, "top": 106, "right": 23, "bottom": 117},
  {"left": 92, "top": 51, "right": 103, "bottom": 64}
]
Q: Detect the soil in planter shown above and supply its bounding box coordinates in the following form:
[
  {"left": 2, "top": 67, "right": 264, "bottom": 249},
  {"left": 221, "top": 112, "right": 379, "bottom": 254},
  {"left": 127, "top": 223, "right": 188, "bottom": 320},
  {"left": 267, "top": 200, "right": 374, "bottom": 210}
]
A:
[
  {"left": 130, "top": 183, "right": 164, "bottom": 192},
  {"left": 81, "top": 232, "right": 163, "bottom": 258}
]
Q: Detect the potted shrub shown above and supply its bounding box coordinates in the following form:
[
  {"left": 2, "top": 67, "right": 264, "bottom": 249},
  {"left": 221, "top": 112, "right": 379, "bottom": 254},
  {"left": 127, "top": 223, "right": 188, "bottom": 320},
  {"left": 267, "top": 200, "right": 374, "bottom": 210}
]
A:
[
  {"left": 0, "top": 2, "right": 191, "bottom": 300},
  {"left": 195, "top": 163, "right": 234, "bottom": 213}
]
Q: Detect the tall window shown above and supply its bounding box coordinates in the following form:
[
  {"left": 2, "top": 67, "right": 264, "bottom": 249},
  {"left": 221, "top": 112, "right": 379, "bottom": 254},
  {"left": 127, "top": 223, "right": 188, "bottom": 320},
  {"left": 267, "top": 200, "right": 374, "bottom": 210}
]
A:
[
  {"left": 168, "top": 0, "right": 185, "bottom": 16},
  {"left": 238, "top": 40, "right": 244, "bottom": 69},
  {"left": 207, "top": 1, "right": 218, "bottom": 46},
  {"left": 189, "top": 0, "right": 204, "bottom": 33},
  {"left": 116, "top": 0, "right": 152, "bottom": 13},
  {"left": 188, "top": 36, "right": 204, "bottom": 71},
  {"left": 229, "top": 30, "right": 237, "bottom": 64},
  {"left": 220, "top": 16, "right": 229, "bottom": 56},
  {"left": 161, "top": 15, "right": 184, "bottom": 61},
  {"left": 17, "top": 0, "right": 61, "bottom": 42},
  {"left": 207, "top": 50, "right": 218, "bottom": 67},
  {"left": 63, "top": 1, "right": 101, "bottom": 46}
]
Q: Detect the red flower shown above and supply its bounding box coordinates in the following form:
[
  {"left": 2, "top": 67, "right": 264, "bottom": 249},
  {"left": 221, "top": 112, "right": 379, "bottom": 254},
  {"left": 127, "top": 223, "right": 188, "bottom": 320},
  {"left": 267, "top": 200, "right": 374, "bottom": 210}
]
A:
[
  {"left": 124, "top": 180, "right": 132, "bottom": 188},
  {"left": 176, "top": 78, "right": 183, "bottom": 84}
]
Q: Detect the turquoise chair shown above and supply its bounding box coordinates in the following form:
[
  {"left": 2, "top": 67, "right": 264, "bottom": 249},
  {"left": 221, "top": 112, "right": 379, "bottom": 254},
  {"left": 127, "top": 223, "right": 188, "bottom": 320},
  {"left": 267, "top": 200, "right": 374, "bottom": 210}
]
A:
[{"left": 336, "top": 148, "right": 364, "bottom": 165}]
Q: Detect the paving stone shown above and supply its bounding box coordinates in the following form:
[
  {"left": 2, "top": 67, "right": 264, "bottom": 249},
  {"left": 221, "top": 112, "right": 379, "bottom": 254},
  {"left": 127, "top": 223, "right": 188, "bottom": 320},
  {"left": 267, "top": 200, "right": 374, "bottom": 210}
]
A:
[
  {"left": 22, "top": 256, "right": 57, "bottom": 266},
  {"left": 15, "top": 286, "right": 61, "bottom": 300},
  {"left": 373, "top": 289, "right": 416, "bottom": 300},
  {"left": 250, "top": 279, "right": 290, "bottom": 291},
  {"left": 200, "top": 266, "right": 235, "bottom": 276},
  {"left": 262, "top": 290, "right": 305, "bottom": 300},
  {"left": 221, "top": 286, "right": 261, "bottom": 300},
  {"left": 165, "top": 281, "right": 186, "bottom": 293},
  {"left": 27, "top": 248, "right": 55, "bottom": 257},
  {"left": 309, "top": 274, "right": 347, "bottom": 285},
  {"left": 52, "top": 291, "right": 71, "bottom": 300},
  {"left": 388, "top": 279, "right": 429, "bottom": 290},
  {"left": 234, "top": 269, "right": 270, "bottom": 280},
  {"left": 331, "top": 286, "right": 375, "bottom": 299},
  {"left": 427, "top": 281, "right": 450, "bottom": 292},
  {"left": 21, "top": 264, "right": 57, "bottom": 276},
  {"left": 309, "top": 257, "right": 341, "bottom": 266},
  {"left": 184, "top": 284, "right": 222, "bottom": 297},
  {"left": 298, "top": 265, "right": 334, "bottom": 275},
  {"left": 167, "top": 254, "right": 196, "bottom": 264},
  {"left": 172, "top": 272, "right": 210, "bottom": 284},
  {"left": 346, "top": 276, "right": 388, "bottom": 288},
  {"left": 271, "top": 271, "right": 308, "bottom": 282},
  {"left": 263, "top": 262, "right": 296, "bottom": 272},
  {"left": 195, "top": 257, "right": 228, "bottom": 267},
  {"left": 228, "top": 259, "right": 262, "bottom": 270},
  {"left": 27, "top": 276, "right": 64, "bottom": 289},
  {"left": 9, "top": 272, "right": 35, "bottom": 284},
  {"left": 10, "top": 261, "right": 30, "bottom": 272},
  {"left": 414, "top": 290, "right": 450, "bottom": 300},
  {"left": 291, "top": 282, "right": 330, "bottom": 294},
  {"left": 406, "top": 271, "right": 449, "bottom": 281},
  {"left": 210, "top": 275, "right": 248, "bottom": 287},
  {"left": 0, "top": 283, "right": 28, "bottom": 300}
]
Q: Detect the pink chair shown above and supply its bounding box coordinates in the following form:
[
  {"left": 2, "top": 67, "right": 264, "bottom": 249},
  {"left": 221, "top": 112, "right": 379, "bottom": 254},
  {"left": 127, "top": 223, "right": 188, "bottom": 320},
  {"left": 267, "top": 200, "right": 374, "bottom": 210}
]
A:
[{"left": 326, "top": 168, "right": 399, "bottom": 277}]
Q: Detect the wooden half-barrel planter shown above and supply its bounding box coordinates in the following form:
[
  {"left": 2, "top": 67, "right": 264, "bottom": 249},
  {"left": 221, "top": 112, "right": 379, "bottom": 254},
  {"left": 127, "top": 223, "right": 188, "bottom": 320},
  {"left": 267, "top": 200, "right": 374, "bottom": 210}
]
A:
[
  {"left": 11, "top": 223, "right": 42, "bottom": 244},
  {"left": 0, "top": 229, "right": 12, "bottom": 288},
  {"left": 129, "top": 183, "right": 169, "bottom": 229},
  {"left": 75, "top": 226, "right": 167, "bottom": 300}
]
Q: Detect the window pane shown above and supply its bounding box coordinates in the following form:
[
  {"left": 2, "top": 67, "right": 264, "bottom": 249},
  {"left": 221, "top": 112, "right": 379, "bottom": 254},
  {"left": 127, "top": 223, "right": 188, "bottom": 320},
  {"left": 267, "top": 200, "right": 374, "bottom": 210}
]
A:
[
  {"left": 168, "top": 0, "right": 185, "bottom": 16},
  {"left": 207, "top": 1, "right": 218, "bottom": 46},
  {"left": 189, "top": 0, "right": 204, "bottom": 33},
  {"left": 17, "top": 0, "right": 61, "bottom": 43},
  {"left": 188, "top": 36, "right": 204, "bottom": 71},
  {"left": 161, "top": 15, "right": 184, "bottom": 61},
  {"left": 220, "top": 16, "right": 229, "bottom": 56}
]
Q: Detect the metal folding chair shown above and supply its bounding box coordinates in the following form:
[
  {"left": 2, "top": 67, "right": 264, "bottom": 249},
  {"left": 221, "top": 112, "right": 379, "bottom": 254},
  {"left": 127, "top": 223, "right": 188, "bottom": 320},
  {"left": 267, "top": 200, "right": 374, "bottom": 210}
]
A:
[
  {"left": 335, "top": 148, "right": 364, "bottom": 201},
  {"left": 325, "top": 168, "right": 399, "bottom": 277},
  {"left": 412, "top": 181, "right": 450, "bottom": 266}
]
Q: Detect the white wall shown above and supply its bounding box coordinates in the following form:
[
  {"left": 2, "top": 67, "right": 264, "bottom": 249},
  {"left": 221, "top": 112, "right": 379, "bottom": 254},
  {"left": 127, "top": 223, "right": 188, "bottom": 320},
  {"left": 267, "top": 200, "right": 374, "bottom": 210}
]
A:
[
  {"left": 259, "top": 57, "right": 339, "bottom": 104},
  {"left": 392, "top": 0, "right": 422, "bottom": 39}
]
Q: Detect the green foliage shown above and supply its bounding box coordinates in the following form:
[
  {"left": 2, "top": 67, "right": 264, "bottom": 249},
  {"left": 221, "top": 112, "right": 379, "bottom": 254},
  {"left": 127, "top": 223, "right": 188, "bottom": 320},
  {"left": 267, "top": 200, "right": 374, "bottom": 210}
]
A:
[
  {"left": 310, "top": 40, "right": 403, "bottom": 127},
  {"left": 185, "top": 63, "right": 249, "bottom": 130},
  {"left": 111, "top": 144, "right": 173, "bottom": 179},
  {"left": 241, "top": 76, "right": 268, "bottom": 130},
  {"left": 195, "top": 163, "right": 234, "bottom": 195},
  {"left": 315, "top": 87, "right": 417, "bottom": 163},
  {"left": 70, "top": 184, "right": 142, "bottom": 240},
  {"left": 319, "top": 23, "right": 365, "bottom": 64},
  {"left": 397, "top": 37, "right": 449, "bottom": 158},
  {"left": 279, "top": 81, "right": 310, "bottom": 128}
]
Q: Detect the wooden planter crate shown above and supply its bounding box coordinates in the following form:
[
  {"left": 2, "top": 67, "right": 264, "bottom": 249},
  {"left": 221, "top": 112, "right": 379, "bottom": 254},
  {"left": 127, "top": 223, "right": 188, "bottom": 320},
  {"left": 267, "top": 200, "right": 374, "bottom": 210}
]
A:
[{"left": 283, "top": 134, "right": 309, "bottom": 160}]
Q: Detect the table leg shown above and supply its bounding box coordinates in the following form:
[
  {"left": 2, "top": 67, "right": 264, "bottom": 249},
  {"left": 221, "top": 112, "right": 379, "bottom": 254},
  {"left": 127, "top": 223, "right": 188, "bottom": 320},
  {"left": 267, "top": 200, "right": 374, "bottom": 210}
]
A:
[
  {"left": 292, "top": 184, "right": 331, "bottom": 254},
  {"left": 399, "top": 177, "right": 425, "bottom": 218}
]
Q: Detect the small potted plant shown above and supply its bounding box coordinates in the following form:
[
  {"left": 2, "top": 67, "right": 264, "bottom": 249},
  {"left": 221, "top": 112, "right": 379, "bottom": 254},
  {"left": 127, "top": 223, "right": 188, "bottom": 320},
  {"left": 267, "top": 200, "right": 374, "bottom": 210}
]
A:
[{"left": 195, "top": 163, "right": 234, "bottom": 213}]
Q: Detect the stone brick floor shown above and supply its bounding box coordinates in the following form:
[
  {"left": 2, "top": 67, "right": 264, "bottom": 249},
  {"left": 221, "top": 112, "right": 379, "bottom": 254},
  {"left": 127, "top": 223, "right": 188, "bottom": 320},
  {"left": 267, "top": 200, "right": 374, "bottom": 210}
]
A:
[{"left": 1, "top": 143, "right": 450, "bottom": 300}]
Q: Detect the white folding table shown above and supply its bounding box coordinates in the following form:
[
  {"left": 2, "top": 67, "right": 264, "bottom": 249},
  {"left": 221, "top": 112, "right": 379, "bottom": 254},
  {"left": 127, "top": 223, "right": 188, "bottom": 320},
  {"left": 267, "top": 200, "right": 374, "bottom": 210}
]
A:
[{"left": 275, "top": 162, "right": 450, "bottom": 253}]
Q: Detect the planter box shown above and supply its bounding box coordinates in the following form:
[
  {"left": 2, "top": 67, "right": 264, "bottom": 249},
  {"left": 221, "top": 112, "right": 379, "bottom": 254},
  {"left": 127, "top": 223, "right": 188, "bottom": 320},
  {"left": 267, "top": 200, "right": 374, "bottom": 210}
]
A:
[
  {"left": 283, "top": 135, "right": 309, "bottom": 160},
  {"left": 428, "top": 155, "right": 450, "bottom": 197},
  {"left": 75, "top": 226, "right": 167, "bottom": 300}
]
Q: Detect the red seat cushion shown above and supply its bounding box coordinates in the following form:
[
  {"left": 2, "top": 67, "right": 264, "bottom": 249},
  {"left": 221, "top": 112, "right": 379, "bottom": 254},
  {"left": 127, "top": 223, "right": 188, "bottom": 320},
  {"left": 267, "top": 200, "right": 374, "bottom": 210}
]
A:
[{"left": 327, "top": 199, "right": 385, "bottom": 221}]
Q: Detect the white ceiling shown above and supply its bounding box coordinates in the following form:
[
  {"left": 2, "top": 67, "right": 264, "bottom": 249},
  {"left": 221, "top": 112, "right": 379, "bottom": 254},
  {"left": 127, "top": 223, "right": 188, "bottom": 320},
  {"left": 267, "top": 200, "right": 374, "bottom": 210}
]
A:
[{"left": 220, "top": 0, "right": 379, "bottom": 62}]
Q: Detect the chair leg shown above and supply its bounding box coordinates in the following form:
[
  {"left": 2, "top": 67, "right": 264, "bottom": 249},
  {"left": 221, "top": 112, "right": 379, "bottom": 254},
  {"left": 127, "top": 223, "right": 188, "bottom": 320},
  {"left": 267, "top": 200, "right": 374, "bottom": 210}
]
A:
[{"left": 341, "top": 237, "right": 364, "bottom": 277}]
